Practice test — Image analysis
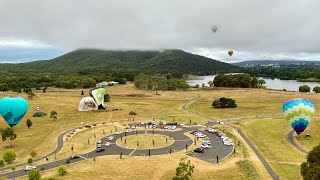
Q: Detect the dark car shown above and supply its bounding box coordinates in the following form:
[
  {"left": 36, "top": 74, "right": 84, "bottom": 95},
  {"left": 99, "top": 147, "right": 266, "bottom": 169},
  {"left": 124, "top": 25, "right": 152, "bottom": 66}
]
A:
[
  {"left": 70, "top": 155, "right": 80, "bottom": 159},
  {"left": 96, "top": 148, "right": 105, "bottom": 152},
  {"left": 190, "top": 130, "right": 197, "bottom": 134},
  {"left": 194, "top": 148, "right": 204, "bottom": 153}
]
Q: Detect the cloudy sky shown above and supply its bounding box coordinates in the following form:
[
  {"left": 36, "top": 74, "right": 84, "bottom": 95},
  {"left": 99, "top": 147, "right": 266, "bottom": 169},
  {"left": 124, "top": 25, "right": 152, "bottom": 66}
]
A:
[{"left": 0, "top": 0, "right": 319, "bottom": 62}]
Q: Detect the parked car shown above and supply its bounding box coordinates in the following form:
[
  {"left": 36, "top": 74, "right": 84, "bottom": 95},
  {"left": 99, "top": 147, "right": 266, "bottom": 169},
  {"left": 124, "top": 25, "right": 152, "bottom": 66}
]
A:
[
  {"left": 96, "top": 148, "right": 105, "bottom": 152},
  {"left": 197, "top": 134, "right": 206, "bottom": 138},
  {"left": 194, "top": 148, "right": 204, "bottom": 153},
  {"left": 306, "top": 134, "right": 311, "bottom": 140},
  {"left": 97, "top": 144, "right": 102, "bottom": 148},
  {"left": 70, "top": 155, "right": 80, "bottom": 159},
  {"left": 131, "top": 126, "right": 136, "bottom": 129},
  {"left": 180, "top": 123, "right": 185, "bottom": 126},
  {"left": 97, "top": 140, "right": 102, "bottom": 144},
  {"left": 108, "top": 136, "right": 114, "bottom": 141},
  {"left": 190, "top": 130, "right": 197, "bottom": 134},
  {"left": 126, "top": 129, "right": 133, "bottom": 133},
  {"left": 202, "top": 140, "right": 211, "bottom": 145},
  {"left": 24, "top": 166, "right": 37, "bottom": 171},
  {"left": 105, "top": 142, "right": 111, "bottom": 146},
  {"left": 152, "top": 125, "right": 156, "bottom": 128},
  {"left": 167, "top": 126, "right": 172, "bottom": 130},
  {"left": 172, "top": 126, "right": 176, "bottom": 130},
  {"left": 115, "top": 131, "right": 122, "bottom": 135},
  {"left": 200, "top": 144, "right": 212, "bottom": 149}
]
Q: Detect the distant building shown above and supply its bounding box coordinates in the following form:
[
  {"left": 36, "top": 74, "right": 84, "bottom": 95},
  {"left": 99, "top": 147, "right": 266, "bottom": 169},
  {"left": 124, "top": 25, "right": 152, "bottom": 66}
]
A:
[{"left": 96, "top": 81, "right": 119, "bottom": 87}]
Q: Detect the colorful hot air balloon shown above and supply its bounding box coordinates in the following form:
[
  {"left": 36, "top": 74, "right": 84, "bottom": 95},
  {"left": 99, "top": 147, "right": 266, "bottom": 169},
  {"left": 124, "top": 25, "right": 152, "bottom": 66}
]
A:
[
  {"left": 282, "top": 99, "right": 315, "bottom": 135},
  {"left": 0, "top": 97, "right": 29, "bottom": 127},
  {"left": 89, "top": 87, "right": 106, "bottom": 110},
  {"left": 228, "top": 50, "right": 233, "bottom": 57}
]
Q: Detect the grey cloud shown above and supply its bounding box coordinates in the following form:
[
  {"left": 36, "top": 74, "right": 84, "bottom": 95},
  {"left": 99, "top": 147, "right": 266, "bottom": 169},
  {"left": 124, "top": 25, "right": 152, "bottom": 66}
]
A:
[{"left": 0, "top": 0, "right": 319, "bottom": 60}]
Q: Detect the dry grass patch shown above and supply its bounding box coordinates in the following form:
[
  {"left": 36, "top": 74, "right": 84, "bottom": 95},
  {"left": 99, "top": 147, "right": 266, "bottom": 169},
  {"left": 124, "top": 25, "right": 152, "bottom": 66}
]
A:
[{"left": 117, "top": 134, "right": 174, "bottom": 149}]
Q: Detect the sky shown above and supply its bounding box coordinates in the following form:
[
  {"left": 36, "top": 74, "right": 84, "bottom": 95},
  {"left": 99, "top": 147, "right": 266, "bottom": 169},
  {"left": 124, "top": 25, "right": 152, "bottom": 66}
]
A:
[{"left": 0, "top": 0, "right": 320, "bottom": 62}]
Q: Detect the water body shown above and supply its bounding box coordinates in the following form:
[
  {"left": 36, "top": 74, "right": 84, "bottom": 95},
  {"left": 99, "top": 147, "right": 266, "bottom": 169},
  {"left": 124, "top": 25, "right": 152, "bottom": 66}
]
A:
[{"left": 187, "top": 75, "right": 320, "bottom": 92}]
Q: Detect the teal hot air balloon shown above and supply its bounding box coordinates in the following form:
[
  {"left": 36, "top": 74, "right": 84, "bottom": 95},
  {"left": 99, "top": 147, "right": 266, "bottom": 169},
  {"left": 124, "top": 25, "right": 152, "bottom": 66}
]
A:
[
  {"left": 0, "top": 97, "right": 29, "bottom": 127},
  {"left": 282, "top": 99, "right": 315, "bottom": 135}
]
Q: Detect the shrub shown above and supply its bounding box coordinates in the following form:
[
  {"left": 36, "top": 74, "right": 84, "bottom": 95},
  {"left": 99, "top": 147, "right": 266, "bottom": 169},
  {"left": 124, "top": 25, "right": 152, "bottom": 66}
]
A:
[
  {"left": 212, "top": 97, "right": 237, "bottom": 108},
  {"left": 129, "top": 111, "right": 137, "bottom": 115},
  {"left": 299, "top": 85, "right": 310, "bottom": 93},
  {"left": 28, "top": 169, "right": 41, "bottom": 180},
  {"left": 57, "top": 165, "right": 67, "bottom": 176},
  {"left": 33, "top": 112, "right": 47, "bottom": 117},
  {"left": 27, "top": 158, "right": 33, "bottom": 164},
  {"left": 3, "top": 150, "right": 16, "bottom": 163},
  {"left": 313, "top": 86, "right": 320, "bottom": 93},
  {"left": 26, "top": 119, "right": 33, "bottom": 128}
]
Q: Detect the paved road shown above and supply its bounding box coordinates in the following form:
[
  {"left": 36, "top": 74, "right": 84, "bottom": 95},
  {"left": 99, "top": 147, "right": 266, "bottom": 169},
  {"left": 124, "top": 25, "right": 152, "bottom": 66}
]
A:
[
  {"left": 182, "top": 101, "right": 279, "bottom": 180},
  {"left": 287, "top": 130, "right": 309, "bottom": 155}
]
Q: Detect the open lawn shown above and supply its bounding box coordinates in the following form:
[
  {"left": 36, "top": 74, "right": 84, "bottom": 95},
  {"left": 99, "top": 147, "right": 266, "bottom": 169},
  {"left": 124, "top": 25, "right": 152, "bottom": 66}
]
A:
[
  {"left": 236, "top": 119, "right": 306, "bottom": 179},
  {"left": 117, "top": 134, "right": 174, "bottom": 149}
]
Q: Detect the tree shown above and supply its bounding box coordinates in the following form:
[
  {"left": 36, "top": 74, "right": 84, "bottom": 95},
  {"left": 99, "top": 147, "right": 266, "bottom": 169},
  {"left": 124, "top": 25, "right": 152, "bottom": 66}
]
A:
[
  {"left": 43, "top": 88, "right": 46, "bottom": 93},
  {"left": 58, "top": 165, "right": 68, "bottom": 176},
  {"left": 26, "top": 119, "right": 33, "bottom": 128},
  {"left": 194, "top": 84, "right": 199, "bottom": 88},
  {"left": 3, "top": 150, "right": 16, "bottom": 163},
  {"left": 28, "top": 169, "right": 41, "bottom": 180},
  {"left": 313, "top": 86, "right": 320, "bottom": 93},
  {"left": 258, "top": 79, "right": 266, "bottom": 87},
  {"left": 66, "top": 159, "right": 70, "bottom": 165},
  {"left": 301, "top": 144, "right": 320, "bottom": 179},
  {"left": 50, "top": 111, "right": 58, "bottom": 120},
  {"left": 208, "top": 81, "right": 213, "bottom": 87},
  {"left": 0, "top": 160, "right": 5, "bottom": 172},
  {"left": 28, "top": 158, "right": 33, "bottom": 164},
  {"left": 202, "top": 83, "right": 205, "bottom": 87},
  {"left": 173, "top": 157, "right": 194, "bottom": 180},
  {"left": 11, "top": 166, "right": 15, "bottom": 177},
  {"left": 81, "top": 90, "right": 84, "bottom": 95},
  {"left": 212, "top": 97, "right": 237, "bottom": 108},
  {"left": 1, "top": 127, "right": 17, "bottom": 145},
  {"left": 299, "top": 85, "right": 311, "bottom": 93},
  {"left": 27, "top": 91, "right": 35, "bottom": 100},
  {"left": 30, "top": 150, "right": 37, "bottom": 158}
]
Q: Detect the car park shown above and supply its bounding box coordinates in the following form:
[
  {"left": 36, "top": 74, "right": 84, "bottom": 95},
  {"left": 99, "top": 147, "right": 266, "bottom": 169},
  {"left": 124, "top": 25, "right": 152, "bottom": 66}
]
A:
[
  {"left": 108, "top": 136, "right": 114, "bottom": 141},
  {"left": 24, "top": 166, "right": 37, "bottom": 171},
  {"left": 194, "top": 148, "right": 204, "bottom": 153},
  {"left": 96, "top": 148, "right": 105, "bottom": 152},
  {"left": 105, "top": 142, "right": 111, "bottom": 146}
]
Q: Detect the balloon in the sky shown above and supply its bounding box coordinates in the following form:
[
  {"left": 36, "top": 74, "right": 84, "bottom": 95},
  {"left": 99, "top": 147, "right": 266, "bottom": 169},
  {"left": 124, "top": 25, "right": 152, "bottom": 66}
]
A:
[
  {"left": 211, "top": 25, "right": 218, "bottom": 34},
  {"left": 0, "top": 97, "right": 29, "bottom": 127},
  {"left": 78, "top": 97, "right": 98, "bottom": 111},
  {"left": 282, "top": 99, "right": 315, "bottom": 135},
  {"left": 89, "top": 87, "right": 106, "bottom": 110},
  {"left": 228, "top": 50, "right": 233, "bottom": 57}
]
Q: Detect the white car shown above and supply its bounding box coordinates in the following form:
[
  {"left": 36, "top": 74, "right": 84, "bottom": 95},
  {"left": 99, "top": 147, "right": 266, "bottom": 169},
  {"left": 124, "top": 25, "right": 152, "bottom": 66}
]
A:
[
  {"left": 223, "top": 139, "right": 233, "bottom": 143},
  {"left": 108, "top": 136, "right": 114, "bottom": 141},
  {"left": 126, "top": 129, "right": 133, "bottom": 133},
  {"left": 172, "top": 126, "right": 176, "bottom": 130},
  {"left": 97, "top": 144, "right": 102, "bottom": 148},
  {"left": 97, "top": 140, "right": 102, "bottom": 144},
  {"left": 24, "top": 166, "right": 37, "bottom": 171},
  {"left": 200, "top": 144, "right": 212, "bottom": 149},
  {"left": 220, "top": 122, "right": 225, "bottom": 124},
  {"left": 115, "top": 131, "right": 122, "bottom": 135},
  {"left": 152, "top": 125, "right": 156, "bottom": 129},
  {"left": 105, "top": 142, "right": 111, "bottom": 146},
  {"left": 196, "top": 134, "right": 206, "bottom": 138},
  {"left": 131, "top": 126, "right": 136, "bottom": 129},
  {"left": 167, "top": 126, "right": 172, "bottom": 130},
  {"left": 180, "top": 123, "right": 185, "bottom": 126},
  {"left": 224, "top": 142, "right": 234, "bottom": 146},
  {"left": 202, "top": 140, "right": 211, "bottom": 145}
]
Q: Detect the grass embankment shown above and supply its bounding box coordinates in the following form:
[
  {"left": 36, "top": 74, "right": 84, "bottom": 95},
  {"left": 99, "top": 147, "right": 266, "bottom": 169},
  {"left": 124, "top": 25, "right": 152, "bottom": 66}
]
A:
[
  {"left": 236, "top": 119, "right": 306, "bottom": 179},
  {"left": 117, "top": 134, "right": 174, "bottom": 149}
]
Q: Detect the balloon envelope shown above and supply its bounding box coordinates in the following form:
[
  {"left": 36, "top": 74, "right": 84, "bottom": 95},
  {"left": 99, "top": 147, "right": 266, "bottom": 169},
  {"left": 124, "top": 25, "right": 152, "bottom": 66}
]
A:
[
  {"left": 211, "top": 25, "right": 218, "bottom": 33},
  {"left": 228, "top": 50, "right": 233, "bottom": 57},
  {"left": 78, "top": 97, "right": 98, "bottom": 111},
  {"left": 0, "top": 97, "right": 29, "bottom": 127},
  {"left": 89, "top": 87, "right": 106, "bottom": 110},
  {"left": 282, "top": 99, "right": 315, "bottom": 135}
]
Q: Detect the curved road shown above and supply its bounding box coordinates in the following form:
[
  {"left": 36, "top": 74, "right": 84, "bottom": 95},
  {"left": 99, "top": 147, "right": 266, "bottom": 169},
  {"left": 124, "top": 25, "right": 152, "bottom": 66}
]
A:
[
  {"left": 182, "top": 101, "right": 279, "bottom": 180},
  {"left": 287, "top": 130, "right": 309, "bottom": 155}
]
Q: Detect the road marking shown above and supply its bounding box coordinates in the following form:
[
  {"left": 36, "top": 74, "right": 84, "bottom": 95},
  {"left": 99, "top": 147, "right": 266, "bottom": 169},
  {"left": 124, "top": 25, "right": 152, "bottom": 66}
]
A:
[
  {"left": 79, "top": 155, "right": 88, "bottom": 160},
  {"left": 129, "top": 149, "right": 137, "bottom": 156}
]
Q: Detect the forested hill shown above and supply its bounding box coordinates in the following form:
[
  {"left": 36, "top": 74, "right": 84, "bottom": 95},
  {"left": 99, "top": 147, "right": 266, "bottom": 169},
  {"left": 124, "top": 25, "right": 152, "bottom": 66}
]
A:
[{"left": 0, "top": 49, "right": 240, "bottom": 75}]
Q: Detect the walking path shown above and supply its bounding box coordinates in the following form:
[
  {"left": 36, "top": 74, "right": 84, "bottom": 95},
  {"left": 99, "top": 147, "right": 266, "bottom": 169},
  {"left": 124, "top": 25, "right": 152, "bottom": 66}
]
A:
[{"left": 287, "top": 130, "right": 310, "bottom": 155}]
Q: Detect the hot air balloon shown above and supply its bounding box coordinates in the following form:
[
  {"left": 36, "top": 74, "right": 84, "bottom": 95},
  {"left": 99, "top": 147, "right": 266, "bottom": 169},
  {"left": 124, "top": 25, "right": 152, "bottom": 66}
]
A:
[
  {"left": 78, "top": 97, "right": 98, "bottom": 111},
  {"left": 89, "top": 87, "right": 106, "bottom": 110},
  {"left": 211, "top": 25, "right": 218, "bottom": 34},
  {"left": 282, "top": 99, "right": 315, "bottom": 135},
  {"left": 228, "top": 50, "right": 233, "bottom": 57},
  {"left": 0, "top": 97, "right": 29, "bottom": 127}
]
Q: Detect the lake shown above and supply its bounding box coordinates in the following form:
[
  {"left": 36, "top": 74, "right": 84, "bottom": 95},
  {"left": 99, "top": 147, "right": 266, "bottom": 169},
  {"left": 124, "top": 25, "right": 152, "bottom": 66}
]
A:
[{"left": 187, "top": 75, "right": 320, "bottom": 92}]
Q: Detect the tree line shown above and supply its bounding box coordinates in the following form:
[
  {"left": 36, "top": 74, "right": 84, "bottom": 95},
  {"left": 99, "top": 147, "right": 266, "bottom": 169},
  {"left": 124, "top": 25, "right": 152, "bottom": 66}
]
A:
[
  {"left": 134, "top": 74, "right": 189, "bottom": 91},
  {"left": 213, "top": 74, "right": 266, "bottom": 88}
]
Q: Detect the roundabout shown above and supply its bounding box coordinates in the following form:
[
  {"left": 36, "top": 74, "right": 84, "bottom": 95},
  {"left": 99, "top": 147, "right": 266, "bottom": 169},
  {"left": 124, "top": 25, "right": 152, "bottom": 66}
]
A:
[{"left": 116, "top": 134, "right": 175, "bottom": 149}]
